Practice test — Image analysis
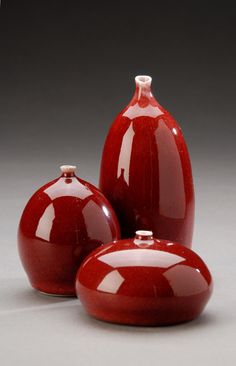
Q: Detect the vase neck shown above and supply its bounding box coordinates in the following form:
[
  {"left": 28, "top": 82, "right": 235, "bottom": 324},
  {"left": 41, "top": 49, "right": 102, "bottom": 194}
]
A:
[
  {"left": 132, "top": 75, "right": 156, "bottom": 106},
  {"left": 135, "top": 230, "right": 153, "bottom": 241},
  {"left": 60, "top": 165, "right": 77, "bottom": 178}
]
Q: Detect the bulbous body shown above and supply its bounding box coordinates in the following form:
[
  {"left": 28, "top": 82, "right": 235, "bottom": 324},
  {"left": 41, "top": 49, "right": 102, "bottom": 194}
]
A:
[
  {"left": 99, "top": 76, "right": 194, "bottom": 247},
  {"left": 18, "top": 165, "right": 120, "bottom": 296},
  {"left": 76, "top": 231, "right": 213, "bottom": 326}
]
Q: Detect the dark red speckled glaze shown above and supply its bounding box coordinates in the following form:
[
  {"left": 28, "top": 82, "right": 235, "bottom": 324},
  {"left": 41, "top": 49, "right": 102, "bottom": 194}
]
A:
[
  {"left": 76, "top": 230, "right": 212, "bottom": 326},
  {"left": 99, "top": 76, "right": 194, "bottom": 247},
  {"left": 18, "top": 166, "right": 120, "bottom": 296}
]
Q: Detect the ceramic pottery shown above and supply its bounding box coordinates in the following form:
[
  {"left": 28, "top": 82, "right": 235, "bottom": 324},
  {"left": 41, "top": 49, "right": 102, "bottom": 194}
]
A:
[
  {"left": 18, "top": 165, "right": 120, "bottom": 296},
  {"left": 99, "top": 75, "right": 195, "bottom": 247},
  {"left": 76, "top": 230, "right": 212, "bottom": 326}
]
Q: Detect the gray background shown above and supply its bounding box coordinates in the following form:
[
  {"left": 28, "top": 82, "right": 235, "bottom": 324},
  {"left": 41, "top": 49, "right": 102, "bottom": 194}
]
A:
[{"left": 0, "top": 1, "right": 236, "bottom": 365}]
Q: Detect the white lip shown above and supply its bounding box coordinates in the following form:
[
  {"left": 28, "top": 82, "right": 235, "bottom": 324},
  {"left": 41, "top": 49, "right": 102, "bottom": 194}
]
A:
[
  {"left": 135, "top": 230, "right": 153, "bottom": 237},
  {"left": 60, "top": 165, "right": 77, "bottom": 174},
  {"left": 135, "top": 75, "right": 152, "bottom": 87}
]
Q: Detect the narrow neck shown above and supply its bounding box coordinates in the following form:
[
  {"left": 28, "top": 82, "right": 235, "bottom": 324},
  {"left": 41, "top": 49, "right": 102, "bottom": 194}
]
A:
[
  {"left": 133, "top": 75, "right": 154, "bottom": 105},
  {"left": 135, "top": 230, "right": 153, "bottom": 241},
  {"left": 61, "top": 172, "right": 75, "bottom": 178},
  {"left": 134, "top": 230, "right": 154, "bottom": 246},
  {"left": 60, "top": 165, "right": 76, "bottom": 178}
]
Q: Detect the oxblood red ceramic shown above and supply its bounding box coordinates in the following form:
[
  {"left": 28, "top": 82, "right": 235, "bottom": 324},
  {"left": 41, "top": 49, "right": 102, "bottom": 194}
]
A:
[
  {"left": 99, "top": 75, "right": 194, "bottom": 247},
  {"left": 18, "top": 165, "right": 120, "bottom": 296},
  {"left": 76, "top": 230, "right": 212, "bottom": 326}
]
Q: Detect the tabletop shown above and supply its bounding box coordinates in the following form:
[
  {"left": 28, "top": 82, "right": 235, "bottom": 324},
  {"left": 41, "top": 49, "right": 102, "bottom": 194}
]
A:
[{"left": 0, "top": 158, "right": 235, "bottom": 366}]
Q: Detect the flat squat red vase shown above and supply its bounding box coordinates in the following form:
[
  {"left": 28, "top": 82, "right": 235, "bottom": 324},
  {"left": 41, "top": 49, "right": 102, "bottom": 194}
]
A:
[
  {"left": 18, "top": 165, "right": 120, "bottom": 296},
  {"left": 99, "top": 75, "right": 194, "bottom": 247},
  {"left": 76, "top": 231, "right": 213, "bottom": 326}
]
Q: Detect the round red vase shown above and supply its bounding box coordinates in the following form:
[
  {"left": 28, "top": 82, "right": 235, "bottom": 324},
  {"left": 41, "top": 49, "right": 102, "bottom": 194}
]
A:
[
  {"left": 18, "top": 165, "right": 120, "bottom": 296},
  {"left": 99, "top": 75, "right": 195, "bottom": 247},
  {"left": 76, "top": 230, "right": 213, "bottom": 326}
]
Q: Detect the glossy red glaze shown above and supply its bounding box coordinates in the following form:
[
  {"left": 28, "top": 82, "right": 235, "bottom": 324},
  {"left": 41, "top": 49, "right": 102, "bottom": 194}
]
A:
[
  {"left": 18, "top": 166, "right": 120, "bottom": 296},
  {"left": 76, "top": 231, "right": 212, "bottom": 326},
  {"left": 99, "top": 75, "right": 194, "bottom": 247}
]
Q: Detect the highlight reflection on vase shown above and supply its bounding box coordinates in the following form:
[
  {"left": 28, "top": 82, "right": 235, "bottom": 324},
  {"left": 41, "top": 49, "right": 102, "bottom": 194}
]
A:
[{"left": 99, "top": 75, "right": 195, "bottom": 247}]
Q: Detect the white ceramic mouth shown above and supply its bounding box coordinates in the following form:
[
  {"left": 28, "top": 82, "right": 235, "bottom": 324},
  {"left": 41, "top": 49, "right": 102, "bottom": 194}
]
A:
[
  {"left": 136, "top": 230, "right": 153, "bottom": 237},
  {"left": 134, "top": 230, "right": 154, "bottom": 245},
  {"left": 60, "top": 165, "right": 77, "bottom": 174},
  {"left": 135, "top": 75, "right": 152, "bottom": 87}
]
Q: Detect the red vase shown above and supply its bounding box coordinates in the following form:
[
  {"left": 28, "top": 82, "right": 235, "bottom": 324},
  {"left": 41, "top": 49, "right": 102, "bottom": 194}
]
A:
[
  {"left": 18, "top": 165, "right": 120, "bottom": 296},
  {"left": 76, "top": 230, "right": 213, "bottom": 326},
  {"left": 99, "top": 75, "right": 194, "bottom": 247}
]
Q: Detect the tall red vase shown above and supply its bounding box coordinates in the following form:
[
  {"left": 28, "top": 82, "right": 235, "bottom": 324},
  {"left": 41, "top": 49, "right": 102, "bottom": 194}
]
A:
[{"left": 99, "top": 75, "right": 194, "bottom": 248}]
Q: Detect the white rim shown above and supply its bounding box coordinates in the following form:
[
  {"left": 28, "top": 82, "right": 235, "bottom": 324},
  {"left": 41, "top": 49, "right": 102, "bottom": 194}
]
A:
[
  {"left": 60, "top": 165, "right": 77, "bottom": 174},
  {"left": 135, "top": 230, "right": 153, "bottom": 237},
  {"left": 135, "top": 75, "right": 152, "bottom": 87}
]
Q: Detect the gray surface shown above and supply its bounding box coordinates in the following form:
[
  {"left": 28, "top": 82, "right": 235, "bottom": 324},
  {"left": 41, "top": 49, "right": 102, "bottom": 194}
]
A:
[{"left": 0, "top": 157, "right": 236, "bottom": 365}]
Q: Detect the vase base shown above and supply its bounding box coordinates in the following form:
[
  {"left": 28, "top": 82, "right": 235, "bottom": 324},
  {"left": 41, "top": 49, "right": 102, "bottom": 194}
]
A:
[
  {"left": 37, "top": 289, "right": 76, "bottom": 298},
  {"left": 30, "top": 281, "right": 76, "bottom": 297}
]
